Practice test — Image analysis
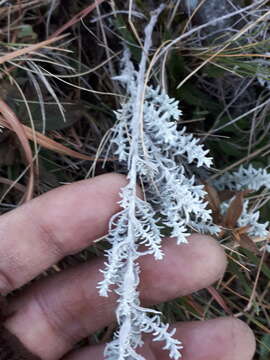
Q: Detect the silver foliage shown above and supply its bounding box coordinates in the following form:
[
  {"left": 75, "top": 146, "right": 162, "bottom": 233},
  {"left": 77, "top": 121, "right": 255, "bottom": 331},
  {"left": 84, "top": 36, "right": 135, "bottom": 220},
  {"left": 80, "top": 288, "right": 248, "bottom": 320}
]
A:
[
  {"left": 214, "top": 165, "right": 270, "bottom": 192},
  {"left": 97, "top": 3, "right": 270, "bottom": 358},
  {"left": 216, "top": 165, "right": 270, "bottom": 238},
  {"left": 111, "top": 52, "right": 216, "bottom": 245},
  {"left": 98, "top": 5, "right": 216, "bottom": 360}
]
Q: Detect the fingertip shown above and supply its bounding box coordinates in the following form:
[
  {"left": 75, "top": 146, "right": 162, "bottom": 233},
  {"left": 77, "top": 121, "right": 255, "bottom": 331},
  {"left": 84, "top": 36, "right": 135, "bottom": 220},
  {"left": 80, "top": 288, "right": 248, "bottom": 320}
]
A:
[
  {"left": 151, "top": 317, "right": 256, "bottom": 360},
  {"left": 188, "top": 234, "right": 227, "bottom": 283},
  {"left": 34, "top": 172, "right": 129, "bottom": 247},
  {"left": 139, "top": 234, "right": 227, "bottom": 304},
  {"left": 227, "top": 317, "right": 256, "bottom": 360},
  {"left": 89, "top": 172, "right": 128, "bottom": 189}
]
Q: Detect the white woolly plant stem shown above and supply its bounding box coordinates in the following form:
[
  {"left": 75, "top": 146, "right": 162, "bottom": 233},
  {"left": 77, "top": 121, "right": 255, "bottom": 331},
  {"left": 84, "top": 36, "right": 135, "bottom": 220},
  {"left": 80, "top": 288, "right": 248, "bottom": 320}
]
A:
[{"left": 117, "top": 4, "right": 165, "bottom": 356}]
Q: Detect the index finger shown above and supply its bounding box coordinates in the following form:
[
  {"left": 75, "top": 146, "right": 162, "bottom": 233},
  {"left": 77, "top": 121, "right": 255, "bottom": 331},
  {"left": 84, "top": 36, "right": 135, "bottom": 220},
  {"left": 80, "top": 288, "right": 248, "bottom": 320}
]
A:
[{"left": 0, "top": 173, "right": 126, "bottom": 294}]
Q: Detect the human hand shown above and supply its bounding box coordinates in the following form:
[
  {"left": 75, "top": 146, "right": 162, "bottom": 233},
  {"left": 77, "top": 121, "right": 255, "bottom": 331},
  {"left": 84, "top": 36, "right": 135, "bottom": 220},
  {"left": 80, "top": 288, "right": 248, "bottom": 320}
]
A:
[{"left": 0, "top": 174, "right": 255, "bottom": 360}]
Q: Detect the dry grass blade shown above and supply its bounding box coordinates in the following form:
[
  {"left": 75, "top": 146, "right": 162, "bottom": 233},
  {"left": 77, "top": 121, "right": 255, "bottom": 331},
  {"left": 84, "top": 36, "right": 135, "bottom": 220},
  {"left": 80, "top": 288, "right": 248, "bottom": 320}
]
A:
[
  {"left": 26, "top": 129, "right": 95, "bottom": 161},
  {"left": 245, "top": 247, "right": 267, "bottom": 312},
  {"left": 185, "top": 295, "right": 205, "bottom": 317},
  {"left": 176, "top": 6, "right": 270, "bottom": 89},
  {"left": 0, "top": 35, "right": 67, "bottom": 65},
  {"left": 0, "top": 177, "right": 26, "bottom": 193},
  {"left": 0, "top": 0, "right": 48, "bottom": 19},
  {"left": 0, "top": 99, "right": 34, "bottom": 202},
  {"left": 206, "top": 286, "right": 232, "bottom": 315},
  {"left": 0, "top": 117, "right": 96, "bottom": 161}
]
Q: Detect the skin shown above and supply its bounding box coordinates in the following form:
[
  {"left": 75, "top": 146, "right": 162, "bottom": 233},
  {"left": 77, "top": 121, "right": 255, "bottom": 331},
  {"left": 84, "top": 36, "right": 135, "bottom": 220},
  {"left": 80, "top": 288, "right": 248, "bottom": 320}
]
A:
[{"left": 0, "top": 173, "right": 256, "bottom": 360}]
